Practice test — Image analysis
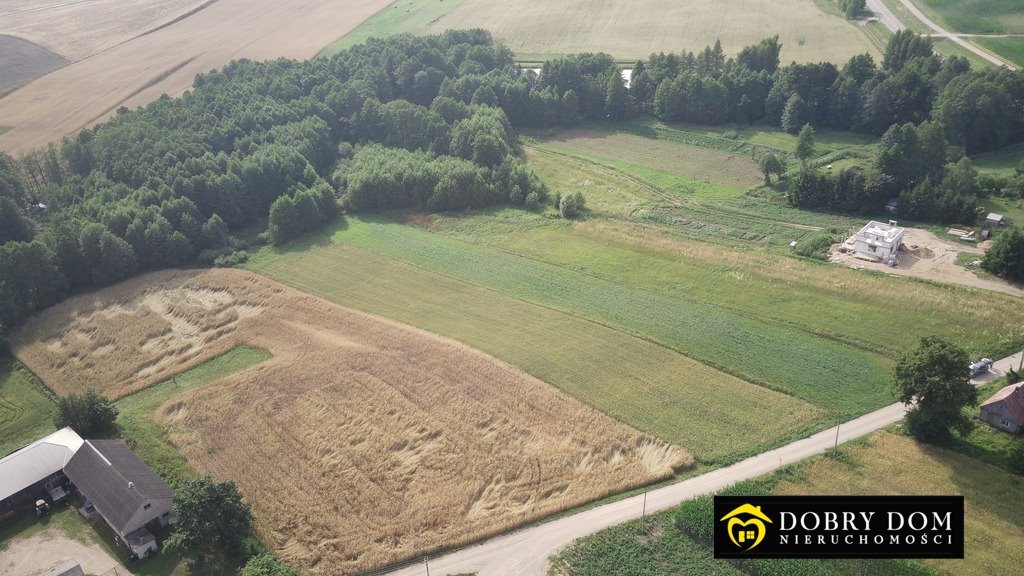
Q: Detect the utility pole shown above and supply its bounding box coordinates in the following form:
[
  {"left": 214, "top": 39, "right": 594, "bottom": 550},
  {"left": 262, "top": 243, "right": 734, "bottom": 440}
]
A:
[
  {"left": 1017, "top": 348, "right": 1023, "bottom": 372},
  {"left": 641, "top": 490, "right": 648, "bottom": 530},
  {"left": 424, "top": 556, "right": 430, "bottom": 576},
  {"left": 834, "top": 422, "right": 841, "bottom": 448}
]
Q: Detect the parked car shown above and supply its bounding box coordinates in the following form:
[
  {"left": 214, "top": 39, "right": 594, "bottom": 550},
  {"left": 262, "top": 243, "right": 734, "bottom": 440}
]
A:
[
  {"left": 969, "top": 358, "right": 993, "bottom": 377},
  {"left": 34, "top": 499, "right": 50, "bottom": 517}
]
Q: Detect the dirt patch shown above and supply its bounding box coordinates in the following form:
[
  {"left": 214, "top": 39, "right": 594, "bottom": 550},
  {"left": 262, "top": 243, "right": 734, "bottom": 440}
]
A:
[
  {"left": 12, "top": 268, "right": 692, "bottom": 575},
  {"left": 0, "top": 529, "right": 118, "bottom": 576},
  {"left": 0, "top": 35, "right": 68, "bottom": 94},
  {"left": 830, "top": 227, "right": 1023, "bottom": 296},
  {"left": 0, "top": 0, "right": 393, "bottom": 154}
]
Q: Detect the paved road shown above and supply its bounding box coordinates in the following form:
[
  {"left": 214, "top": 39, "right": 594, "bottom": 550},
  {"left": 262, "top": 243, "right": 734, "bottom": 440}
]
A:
[
  {"left": 866, "top": 0, "right": 905, "bottom": 32},
  {"left": 896, "top": 0, "right": 1017, "bottom": 68},
  {"left": 866, "top": 0, "right": 1016, "bottom": 69},
  {"left": 387, "top": 353, "right": 1017, "bottom": 576}
]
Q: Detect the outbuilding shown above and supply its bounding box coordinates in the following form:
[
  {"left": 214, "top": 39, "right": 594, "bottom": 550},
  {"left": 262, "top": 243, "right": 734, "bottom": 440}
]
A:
[
  {"left": 986, "top": 213, "right": 1004, "bottom": 227},
  {"left": 979, "top": 382, "right": 1024, "bottom": 434},
  {"left": 0, "top": 428, "right": 83, "bottom": 521},
  {"left": 63, "top": 440, "right": 175, "bottom": 559}
]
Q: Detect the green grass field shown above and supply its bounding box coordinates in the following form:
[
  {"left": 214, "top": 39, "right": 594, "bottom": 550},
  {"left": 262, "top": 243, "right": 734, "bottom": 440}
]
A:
[
  {"left": 275, "top": 216, "right": 896, "bottom": 413},
  {"left": 248, "top": 236, "right": 824, "bottom": 464},
  {"left": 975, "top": 142, "right": 1024, "bottom": 175},
  {"left": 556, "top": 429, "right": 1023, "bottom": 576},
  {"left": 318, "top": 0, "right": 469, "bottom": 58},
  {"left": 974, "top": 36, "right": 1024, "bottom": 67},
  {"left": 0, "top": 359, "right": 55, "bottom": 456},
  {"left": 914, "top": 0, "right": 1024, "bottom": 34}
]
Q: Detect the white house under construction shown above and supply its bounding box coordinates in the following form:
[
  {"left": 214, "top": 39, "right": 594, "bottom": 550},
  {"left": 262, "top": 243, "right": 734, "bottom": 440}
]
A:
[{"left": 852, "top": 220, "right": 905, "bottom": 265}]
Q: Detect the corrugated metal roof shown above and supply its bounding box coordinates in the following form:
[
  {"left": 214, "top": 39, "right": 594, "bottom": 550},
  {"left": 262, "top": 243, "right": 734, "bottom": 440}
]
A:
[{"left": 0, "top": 428, "right": 84, "bottom": 502}]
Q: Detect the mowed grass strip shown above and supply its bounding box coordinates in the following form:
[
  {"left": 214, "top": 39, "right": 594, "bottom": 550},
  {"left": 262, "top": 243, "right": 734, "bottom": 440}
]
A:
[
  {"left": 774, "top": 432, "right": 1024, "bottom": 576},
  {"left": 0, "top": 359, "right": 55, "bottom": 456},
  {"left": 116, "top": 345, "right": 271, "bottom": 482},
  {"left": 248, "top": 241, "right": 822, "bottom": 463},
  {"left": 424, "top": 0, "right": 879, "bottom": 64},
  {"left": 274, "top": 216, "right": 894, "bottom": 414},
  {"left": 318, "top": 0, "right": 470, "bottom": 58}
]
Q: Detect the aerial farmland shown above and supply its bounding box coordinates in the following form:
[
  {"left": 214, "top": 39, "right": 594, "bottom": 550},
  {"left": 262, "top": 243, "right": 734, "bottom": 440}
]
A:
[{"left": 1, "top": 1, "right": 1023, "bottom": 576}]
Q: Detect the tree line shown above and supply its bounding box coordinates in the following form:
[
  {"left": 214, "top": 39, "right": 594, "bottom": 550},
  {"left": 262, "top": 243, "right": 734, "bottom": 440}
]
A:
[{"left": 3, "top": 29, "right": 1024, "bottom": 336}]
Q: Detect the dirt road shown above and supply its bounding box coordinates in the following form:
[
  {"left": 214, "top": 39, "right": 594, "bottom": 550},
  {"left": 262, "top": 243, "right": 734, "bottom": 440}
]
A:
[
  {"left": 0, "top": 0, "right": 392, "bottom": 154},
  {"left": 830, "top": 227, "right": 1023, "bottom": 297},
  {"left": 386, "top": 352, "right": 1013, "bottom": 576}
]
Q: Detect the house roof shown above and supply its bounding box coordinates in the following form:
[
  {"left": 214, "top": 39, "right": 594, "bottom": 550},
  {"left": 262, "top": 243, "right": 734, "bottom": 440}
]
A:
[
  {"left": 981, "top": 382, "right": 1024, "bottom": 424},
  {"left": 856, "top": 220, "right": 905, "bottom": 245},
  {"left": 987, "top": 213, "right": 1003, "bottom": 222},
  {"left": 0, "top": 428, "right": 83, "bottom": 502},
  {"left": 63, "top": 440, "right": 172, "bottom": 535}
]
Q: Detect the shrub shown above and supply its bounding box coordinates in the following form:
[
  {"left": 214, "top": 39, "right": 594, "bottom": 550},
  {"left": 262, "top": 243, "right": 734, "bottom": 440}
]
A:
[{"left": 54, "top": 391, "right": 118, "bottom": 436}]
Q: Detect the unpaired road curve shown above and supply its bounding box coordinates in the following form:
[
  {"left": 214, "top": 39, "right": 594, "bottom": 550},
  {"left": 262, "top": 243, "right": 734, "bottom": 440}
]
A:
[{"left": 387, "top": 352, "right": 1020, "bottom": 576}]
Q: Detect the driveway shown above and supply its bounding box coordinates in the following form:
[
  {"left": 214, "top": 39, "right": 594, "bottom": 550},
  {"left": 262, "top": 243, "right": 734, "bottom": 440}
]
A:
[{"left": 0, "top": 528, "right": 119, "bottom": 576}]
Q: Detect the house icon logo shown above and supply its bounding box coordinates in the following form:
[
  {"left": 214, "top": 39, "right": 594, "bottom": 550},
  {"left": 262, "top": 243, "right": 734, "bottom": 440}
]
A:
[{"left": 719, "top": 503, "right": 773, "bottom": 551}]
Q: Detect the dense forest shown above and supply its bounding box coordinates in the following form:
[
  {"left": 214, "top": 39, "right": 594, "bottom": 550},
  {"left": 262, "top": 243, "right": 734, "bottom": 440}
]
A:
[{"left": 2, "top": 29, "right": 1024, "bottom": 335}]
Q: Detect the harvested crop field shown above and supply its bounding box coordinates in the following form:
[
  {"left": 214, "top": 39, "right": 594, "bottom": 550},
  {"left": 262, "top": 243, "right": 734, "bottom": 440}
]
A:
[
  {"left": 0, "top": 1, "right": 207, "bottom": 62},
  {"left": 0, "top": 35, "right": 67, "bottom": 94},
  {"left": 545, "top": 130, "right": 763, "bottom": 193},
  {"left": 0, "top": 0, "right": 392, "bottom": 154},
  {"left": 424, "top": 0, "right": 879, "bottom": 63},
  {"left": 11, "top": 268, "right": 692, "bottom": 575}
]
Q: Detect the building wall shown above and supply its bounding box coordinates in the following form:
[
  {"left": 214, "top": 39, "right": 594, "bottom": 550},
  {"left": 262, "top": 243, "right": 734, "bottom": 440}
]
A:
[
  {"left": 122, "top": 497, "right": 174, "bottom": 536},
  {"left": 980, "top": 404, "right": 1022, "bottom": 434}
]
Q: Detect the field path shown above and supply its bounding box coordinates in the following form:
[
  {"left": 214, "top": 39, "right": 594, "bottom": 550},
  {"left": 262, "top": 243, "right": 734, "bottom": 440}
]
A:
[
  {"left": 385, "top": 352, "right": 1018, "bottom": 576},
  {"left": 0, "top": 0, "right": 392, "bottom": 154}
]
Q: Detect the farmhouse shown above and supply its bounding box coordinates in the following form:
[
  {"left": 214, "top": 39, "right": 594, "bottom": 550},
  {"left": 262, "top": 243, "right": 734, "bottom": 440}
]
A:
[
  {"left": 979, "top": 382, "right": 1024, "bottom": 434},
  {"left": 0, "top": 427, "right": 83, "bottom": 521},
  {"left": 64, "top": 440, "right": 175, "bottom": 558},
  {"left": 852, "top": 220, "right": 905, "bottom": 265}
]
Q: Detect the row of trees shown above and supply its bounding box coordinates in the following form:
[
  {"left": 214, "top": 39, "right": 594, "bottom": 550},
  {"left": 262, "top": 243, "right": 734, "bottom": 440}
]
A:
[
  {"left": 4, "top": 29, "right": 1024, "bottom": 335},
  {"left": 0, "top": 30, "right": 548, "bottom": 336}
]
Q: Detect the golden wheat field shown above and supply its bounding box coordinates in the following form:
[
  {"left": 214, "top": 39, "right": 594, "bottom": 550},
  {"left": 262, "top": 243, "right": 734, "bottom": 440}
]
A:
[
  {"left": 425, "top": 0, "right": 880, "bottom": 63},
  {"left": 12, "top": 268, "right": 691, "bottom": 575}
]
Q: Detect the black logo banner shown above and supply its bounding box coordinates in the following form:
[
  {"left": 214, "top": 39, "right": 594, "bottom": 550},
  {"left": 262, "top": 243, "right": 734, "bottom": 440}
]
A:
[{"left": 714, "top": 495, "right": 964, "bottom": 559}]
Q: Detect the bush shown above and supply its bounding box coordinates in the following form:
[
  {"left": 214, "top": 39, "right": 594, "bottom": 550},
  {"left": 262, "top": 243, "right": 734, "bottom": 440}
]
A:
[
  {"left": 559, "top": 192, "right": 586, "bottom": 218},
  {"left": 54, "top": 391, "right": 118, "bottom": 436},
  {"left": 793, "top": 231, "right": 836, "bottom": 260},
  {"left": 240, "top": 554, "right": 298, "bottom": 576},
  {"left": 214, "top": 250, "right": 251, "bottom": 268}
]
